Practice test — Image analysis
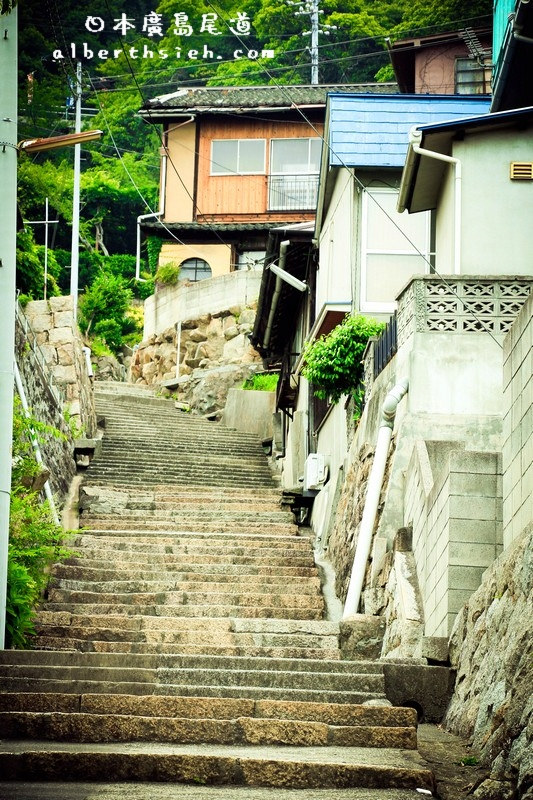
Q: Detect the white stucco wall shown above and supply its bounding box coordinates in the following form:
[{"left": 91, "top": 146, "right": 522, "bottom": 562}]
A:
[
  {"left": 317, "top": 170, "right": 354, "bottom": 310},
  {"left": 436, "top": 128, "right": 533, "bottom": 275}
]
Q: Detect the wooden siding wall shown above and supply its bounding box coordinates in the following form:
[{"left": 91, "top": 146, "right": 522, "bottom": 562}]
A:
[{"left": 196, "top": 117, "right": 324, "bottom": 221}]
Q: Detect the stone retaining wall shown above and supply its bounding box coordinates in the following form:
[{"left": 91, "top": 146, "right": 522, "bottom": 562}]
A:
[
  {"left": 445, "top": 527, "right": 532, "bottom": 799},
  {"left": 22, "top": 297, "right": 97, "bottom": 439},
  {"left": 130, "top": 302, "right": 262, "bottom": 416}
]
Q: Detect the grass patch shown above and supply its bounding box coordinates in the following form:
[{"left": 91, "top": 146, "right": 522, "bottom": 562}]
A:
[{"left": 242, "top": 373, "right": 279, "bottom": 392}]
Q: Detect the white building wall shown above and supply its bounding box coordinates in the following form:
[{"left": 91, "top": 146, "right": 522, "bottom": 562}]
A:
[
  {"left": 436, "top": 129, "right": 533, "bottom": 275},
  {"left": 317, "top": 170, "right": 354, "bottom": 310}
]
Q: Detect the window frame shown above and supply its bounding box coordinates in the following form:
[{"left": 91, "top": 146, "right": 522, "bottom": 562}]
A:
[
  {"left": 360, "top": 188, "right": 433, "bottom": 314},
  {"left": 269, "top": 137, "right": 321, "bottom": 175},
  {"left": 210, "top": 138, "right": 266, "bottom": 176},
  {"left": 179, "top": 257, "right": 212, "bottom": 283}
]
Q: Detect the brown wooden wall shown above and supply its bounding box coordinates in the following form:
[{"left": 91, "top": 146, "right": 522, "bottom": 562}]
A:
[{"left": 195, "top": 116, "right": 324, "bottom": 220}]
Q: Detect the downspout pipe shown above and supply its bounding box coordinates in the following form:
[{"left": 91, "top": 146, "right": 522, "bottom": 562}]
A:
[
  {"left": 342, "top": 378, "right": 409, "bottom": 620},
  {"left": 409, "top": 129, "right": 462, "bottom": 275},
  {"left": 262, "top": 240, "right": 291, "bottom": 350},
  {"left": 135, "top": 152, "right": 167, "bottom": 281}
]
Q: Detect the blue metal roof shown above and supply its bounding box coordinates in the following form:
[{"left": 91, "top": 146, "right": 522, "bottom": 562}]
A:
[{"left": 327, "top": 94, "right": 492, "bottom": 168}]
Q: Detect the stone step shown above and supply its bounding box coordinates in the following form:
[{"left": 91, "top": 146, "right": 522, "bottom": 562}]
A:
[
  {"left": 0, "top": 692, "right": 416, "bottom": 726},
  {"left": 0, "top": 651, "right": 380, "bottom": 674},
  {"left": 84, "top": 466, "right": 275, "bottom": 482},
  {"left": 36, "top": 604, "right": 325, "bottom": 621},
  {"left": 0, "top": 666, "right": 384, "bottom": 695},
  {"left": 0, "top": 741, "right": 435, "bottom": 790},
  {"left": 57, "top": 560, "right": 318, "bottom": 578},
  {"left": 83, "top": 474, "right": 276, "bottom": 489},
  {"left": 78, "top": 520, "right": 299, "bottom": 535},
  {"left": 70, "top": 534, "right": 308, "bottom": 555},
  {"left": 45, "top": 589, "right": 325, "bottom": 612},
  {"left": 61, "top": 550, "right": 315, "bottom": 568},
  {"left": 81, "top": 509, "right": 294, "bottom": 523},
  {"left": 0, "top": 712, "right": 416, "bottom": 749},
  {"left": 71, "top": 529, "right": 308, "bottom": 545},
  {"left": 35, "top": 615, "right": 338, "bottom": 636},
  {"left": 49, "top": 578, "right": 321, "bottom": 596},
  {"left": 0, "top": 784, "right": 427, "bottom": 800},
  {"left": 83, "top": 483, "right": 283, "bottom": 501},
  {"left": 50, "top": 566, "right": 320, "bottom": 594},
  {"left": 27, "top": 640, "right": 342, "bottom": 660},
  {"left": 0, "top": 680, "right": 383, "bottom": 704}
]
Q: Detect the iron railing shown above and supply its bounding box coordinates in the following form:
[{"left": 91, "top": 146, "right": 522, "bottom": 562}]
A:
[
  {"left": 373, "top": 312, "right": 397, "bottom": 379},
  {"left": 268, "top": 174, "right": 319, "bottom": 211}
]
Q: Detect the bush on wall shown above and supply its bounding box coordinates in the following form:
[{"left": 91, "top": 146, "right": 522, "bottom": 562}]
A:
[{"left": 302, "top": 314, "right": 384, "bottom": 411}]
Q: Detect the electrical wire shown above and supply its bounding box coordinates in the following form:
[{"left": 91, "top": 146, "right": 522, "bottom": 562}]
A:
[{"left": 196, "top": 0, "right": 503, "bottom": 348}]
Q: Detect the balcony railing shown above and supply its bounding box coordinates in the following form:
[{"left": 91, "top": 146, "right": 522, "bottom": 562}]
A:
[
  {"left": 363, "top": 276, "right": 533, "bottom": 398},
  {"left": 268, "top": 174, "right": 319, "bottom": 211}
]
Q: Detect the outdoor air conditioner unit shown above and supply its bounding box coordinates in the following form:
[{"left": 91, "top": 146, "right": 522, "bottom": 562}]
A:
[{"left": 303, "top": 454, "right": 328, "bottom": 491}]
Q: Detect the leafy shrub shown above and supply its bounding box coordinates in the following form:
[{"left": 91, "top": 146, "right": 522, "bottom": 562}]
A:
[
  {"left": 242, "top": 373, "right": 279, "bottom": 392},
  {"left": 93, "top": 318, "right": 124, "bottom": 352},
  {"left": 302, "top": 314, "right": 384, "bottom": 409},
  {"left": 155, "top": 262, "right": 181, "bottom": 286},
  {"left": 78, "top": 271, "right": 133, "bottom": 355}
]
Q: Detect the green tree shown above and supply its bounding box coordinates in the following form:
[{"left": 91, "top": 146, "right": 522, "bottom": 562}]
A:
[{"left": 302, "top": 314, "right": 384, "bottom": 411}]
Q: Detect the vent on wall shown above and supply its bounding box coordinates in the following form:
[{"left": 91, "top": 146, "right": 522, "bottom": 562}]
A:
[{"left": 510, "top": 162, "right": 533, "bottom": 180}]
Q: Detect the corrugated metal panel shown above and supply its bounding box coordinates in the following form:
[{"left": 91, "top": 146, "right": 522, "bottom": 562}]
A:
[
  {"left": 493, "top": 0, "right": 516, "bottom": 63},
  {"left": 328, "top": 94, "right": 492, "bottom": 168}
]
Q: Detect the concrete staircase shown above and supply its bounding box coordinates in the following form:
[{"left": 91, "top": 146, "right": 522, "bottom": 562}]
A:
[{"left": 0, "top": 382, "right": 435, "bottom": 795}]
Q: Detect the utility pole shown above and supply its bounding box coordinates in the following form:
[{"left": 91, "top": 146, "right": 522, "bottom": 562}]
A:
[
  {"left": 70, "top": 60, "right": 82, "bottom": 319},
  {"left": 288, "top": 0, "right": 336, "bottom": 84},
  {"left": 0, "top": 2, "right": 18, "bottom": 649}
]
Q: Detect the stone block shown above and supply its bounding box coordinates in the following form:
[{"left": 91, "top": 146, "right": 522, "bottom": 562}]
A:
[
  {"left": 339, "top": 614, "right": 385, "bottom": 660},
  {"left": 51, "top": 364, "right": 77, "bottom": 384},
  {"left": 29, "top": 313, "right": 53, "bottom": 333},
  {"left": 56, "top": 345, "right": 75, "bottom": 367},
  {"left": 26, "top": 299, "right": 50, "bottom": 315},
  {"left": 223, "top": 333, "right": 247, "bottom": 361},
  {"left": 382, "top": 663, "right": 454, "bottom": 722},
  {"left": 421, "top": 636, "right": 449, "bottom": 663},
  {"left": 189, "top": 328, "right": 207, "bottom": 343},
  {"left": 39, "top": 344, "right": 58, "bottom": 365},
  {"left": 239, "top": 308, "right": 256, "bottom": 325},
  {"left": 49, "top": 326, "right": 74, "bottom": 347},
  {"left": 53, "top": 310, "right": 74, "bottom": 328},
  {"left": 224, "top": 325, "right": 239, "bottom": 340},
  {"left": 49, "top": 295, "right": 72, "bottom": 312}
]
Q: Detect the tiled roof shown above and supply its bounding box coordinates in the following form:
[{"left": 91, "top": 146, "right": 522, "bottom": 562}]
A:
[
  {"left": 143, "top": 83, "right": 397, "bottom": 114},
  {"left": 141, "top": 220, "right": 276, "bottom": 233},
  {"left": 328, "top": 93, "right": 492, "bottom": 168}
]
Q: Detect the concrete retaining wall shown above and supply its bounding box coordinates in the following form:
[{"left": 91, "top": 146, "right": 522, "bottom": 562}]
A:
[
  {"left": 144, "top": 271, "right": 263, "bottom": 338},
  {"left": 222, "top": 389, "right": 276, "bottom": 440}
]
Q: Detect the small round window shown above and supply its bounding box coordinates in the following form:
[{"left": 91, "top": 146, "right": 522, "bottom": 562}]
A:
[{"left": 179, "top": 258, "right": 212, "bottom": 282}]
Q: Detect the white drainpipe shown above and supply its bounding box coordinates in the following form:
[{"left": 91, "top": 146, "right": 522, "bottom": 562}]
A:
[
  {"left": 135, "top": 152, "right": 167, "bottom": 281},
  {"left": 409, "top": 129, "right": 462, "bottom": 275},
  {"left": 342, "top": 378, "right": 409, "bottom": 619}
]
